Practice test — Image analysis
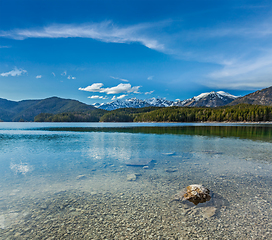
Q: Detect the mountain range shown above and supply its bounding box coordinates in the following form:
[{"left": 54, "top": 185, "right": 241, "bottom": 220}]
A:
[
  {"left": 0, "top": 86, "right": 272, "bottom": 122},
  {"left": 95, "top": 91, "right": 238, "bottom": 110}
]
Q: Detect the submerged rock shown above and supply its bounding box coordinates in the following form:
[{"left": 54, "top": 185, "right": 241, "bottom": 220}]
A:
[
  {"left": 202, "top": 206, "right": 216, "bottom": 218},
  {"left": 162, "top": 152, "right": 176, "bottom": 156},
  {"left": 165, "top": 168, "right": 178, "bottom": 173},
  {"left": 127, "top": 174, "right": 137, "bottom": 181},
  {"left": 76, "top": 175, "right": 86, "bottom": 180},
  {"left": 126, "top": 158, "right": 155, "bottom": 167},
  {"left": 172, "top": 184, "right": 211, "bottom": 205}
]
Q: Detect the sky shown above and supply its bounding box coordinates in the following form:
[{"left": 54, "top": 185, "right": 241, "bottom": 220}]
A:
[{"left": 1, "top": 0, "right": 272, "bottom": 104}]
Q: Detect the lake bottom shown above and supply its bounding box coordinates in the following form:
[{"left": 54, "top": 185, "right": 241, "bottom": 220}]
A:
[{"left": 1, "top": 156, "right": 271, "bottom": 240}]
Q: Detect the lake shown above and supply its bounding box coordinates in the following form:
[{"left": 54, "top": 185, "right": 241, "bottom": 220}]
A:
[{"left": 0, "top": 122, "right": 272, "bottom": 239}]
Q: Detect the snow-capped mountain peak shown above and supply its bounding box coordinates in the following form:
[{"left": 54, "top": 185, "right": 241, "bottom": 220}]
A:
[
  {"left": 193, "top": 91, "right": 237, "bottom": 102},
  {"left": 183, "top": 91, "right": 238, "bottom": 107},
  {"left": 94, "top": 91, "right": 238, "bottom": 110},
  {"left": 145, "top": 97, "right": 174, "bottom": 107},
  {"left": 216, "top": 91, "right": 238, "bottom": 99}
]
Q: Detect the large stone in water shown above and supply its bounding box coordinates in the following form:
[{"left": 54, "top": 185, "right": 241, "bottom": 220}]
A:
[
  {"left": 173, "top": 184, "right": 211, "bottom": 205},
  {"left": 127, "top": 174, "right": 137, "bottom": 181},
  {"left": 125, "top": 158, "right": 154, "bottom": 167}
]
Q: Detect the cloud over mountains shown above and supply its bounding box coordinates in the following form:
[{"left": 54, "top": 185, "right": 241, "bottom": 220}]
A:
[{"left": 79, "top": 83, "right": 141, "bottom": 95}]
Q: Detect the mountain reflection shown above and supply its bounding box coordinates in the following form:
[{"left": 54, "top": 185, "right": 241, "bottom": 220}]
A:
[{"left": 39, "top": 125, "right": 272, "bottom": 142}]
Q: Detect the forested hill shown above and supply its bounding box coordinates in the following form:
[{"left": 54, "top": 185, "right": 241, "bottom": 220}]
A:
[
  {"left": 0, "top": 97, "right": 96, "bottom": 122},
  {"left": 34, "top": 104, "right": 272, "bottom": 123},
  {"left": 132, "top": 104, "right": 272, "bottom": 122}
]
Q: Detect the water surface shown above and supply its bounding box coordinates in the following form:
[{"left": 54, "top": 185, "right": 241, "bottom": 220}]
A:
[{"left": 0, "top": 123, "right": 272, "bottom": 239}]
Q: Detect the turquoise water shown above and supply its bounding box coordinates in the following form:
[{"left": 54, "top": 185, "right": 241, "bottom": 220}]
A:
[{"left": 0, "top": 123, "right": 272, "bottom": 239}]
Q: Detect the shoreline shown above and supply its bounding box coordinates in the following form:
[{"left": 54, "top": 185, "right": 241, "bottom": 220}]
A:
[{"left": 1, "top": 121, "right": 272, "bottom": 124}]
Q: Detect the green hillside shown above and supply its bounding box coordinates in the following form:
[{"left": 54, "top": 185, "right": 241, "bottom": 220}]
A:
[
  {"left": 34, "top": 104, "right": 272, "bottom": 123},
  {"left": 97, "top": 104, "right": 272, "bottom": 123},
  {"left": 0, "top": 97, "right": 96, "bottom": 122}
]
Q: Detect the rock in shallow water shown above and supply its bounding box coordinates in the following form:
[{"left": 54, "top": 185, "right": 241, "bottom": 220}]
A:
[
  {"left": 173, "top": 184, "right": 211, "bottom": 205},
  {"left": 165, "top": 168, "right": 178, "bottom": 173},
  {"left": 127, "top": 174, "right": 137, "bottom": 181}
]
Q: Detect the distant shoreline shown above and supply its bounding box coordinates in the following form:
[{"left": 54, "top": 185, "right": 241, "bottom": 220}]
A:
[{"left": 1, "top": 121, "right": 272, "bottom": 124}]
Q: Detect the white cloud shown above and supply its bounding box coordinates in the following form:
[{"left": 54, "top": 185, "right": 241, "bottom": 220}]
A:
[
  {"left": 103, "top": 83, "right": 141, "bottom": 94},
  {"left": 0, "top": 21, "right": 165, "bottom": 51},
  {"left": 110, "top": 76, "right": 129, "bottom": 82},
  {"left": 111, "top": 95, "right": 127, "bottom": 100},
  {"left": 61, "top": 71, "right": 67, "bottom": 76},
  {"left": 36, "top": 75, "right": 42, "bottom": 78},
  {"left": 103, "top": 83, "right": 140, "bottom": 94},
  {"left": 0, "top": 67, "right": 27, "bottom": 77},
  {"left": 204, "top": 53, "right": 272, "bottom": 90},
  {"left": 208, "top": 55, "right": 272, "bottom": 79},
  {"left": 88, "top": 95, "right": 108, "bottom": 99},
  {"left": 67, "top": 75, "right": 76, "bottom": 80},
  {"left": 79, "top": 83, "right": 141, "bottom": 94},
  {"left": 52, "top": 72, "right": 56, "bottom": 77},
  {"left": 145, "top": 90, "right": 154, "bottom": 95},
  {"left": 79, "top": 83, "right": 104, "bottom": 92},
  {"left": 0, "top": 45, "right": 10, "bottom": 48},
  {"left": 117, "top": 94, "right": 127, "bottom": 99},
  {"left": 147, "top": 76, "right": 154, "bottom": 80}
]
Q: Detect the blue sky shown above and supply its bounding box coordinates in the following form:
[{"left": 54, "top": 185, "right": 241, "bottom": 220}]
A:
[{"left": 1, "top": 0, "right": 272, "bottom": 104}]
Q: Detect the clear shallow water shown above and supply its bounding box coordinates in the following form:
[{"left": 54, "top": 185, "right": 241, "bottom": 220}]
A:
[{"left": 0, "top": 123, "right": 272, "bottom": 239}]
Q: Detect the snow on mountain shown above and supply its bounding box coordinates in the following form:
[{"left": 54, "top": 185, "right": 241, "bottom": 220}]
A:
[
  {"left": 145, "top": 97, "right": 174, "bottom": 107},
  {"left": 181, "top": 91, "right": 238, "bottom": 107},
  {"left": 216, "top": 91, "right": 238, "bottom": 99},
  {"left": 193, "top": 91, "right": 237, "bottom": 102},
  {"left": 97, "top": 98, "right": 151, "bottom": 111},
  {"left": 94, "top": 91, "right": 238, "bottom": 110}
]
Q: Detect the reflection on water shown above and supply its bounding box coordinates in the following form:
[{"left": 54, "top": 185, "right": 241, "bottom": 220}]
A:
[
  {"left": 0, "top": 123, "right": 272, "bottom": 239},
  {"left": 36, "top": 124, "right": 272, "bottom": 142}
]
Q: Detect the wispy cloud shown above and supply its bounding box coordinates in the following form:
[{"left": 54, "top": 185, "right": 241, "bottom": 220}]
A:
[
  {"left": 0, "top": 67, "right": 27, "bottom": 77},
  {"left": 88, "top": 95, "right": 108, "bottom": 99},
  {"left": 0, "top": 45, "right": 11, "bottom": 48},
  {"left": 0, "top": 21, "right": 165, "bottom": 51},
  {"left": 204, "top": 52, "right": 272, "bottom": 90},
  {"left": 117, "top": 94, "right": 127, "bottom": 99},
  {"left": 52, "top": 72, "right": 56, "bottom": 77},
  {"left": 110, "top": 76, "right": 129, "bottom": 82},
  {"left": 111, "top": 95, "right": 127, "bottom": 100},
  {"left": 61, "top": 71, "right": 67, "bottom": 76},
  {"left": 145, "top": 90, "right": 154, "bottom": 95},
  {"left": 67, "top": 75, "right": 76, "bottom": 79},
  {"left": 36, "top": 75, "right": 42, "bottom": 79},
  {"left": 79, "top": 83, "right": 141, "bottom": 94},
  {"left": 1, "top": 16, "right": 272, "bottom": 91}
]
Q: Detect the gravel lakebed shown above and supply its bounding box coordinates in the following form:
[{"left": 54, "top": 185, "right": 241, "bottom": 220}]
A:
[{"left": 0, "top": 165, "right": 271, "bottom": 240}]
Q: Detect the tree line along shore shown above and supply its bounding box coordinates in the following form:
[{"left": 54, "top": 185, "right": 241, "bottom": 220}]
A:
[{"left": 32, "top": 104, "right": 272, "bottom": 123}]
